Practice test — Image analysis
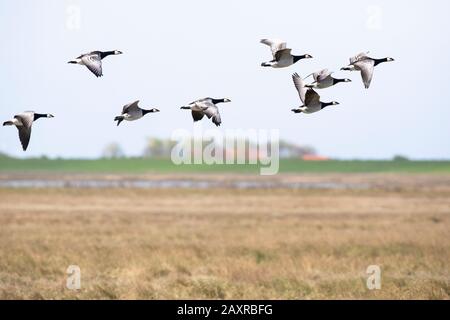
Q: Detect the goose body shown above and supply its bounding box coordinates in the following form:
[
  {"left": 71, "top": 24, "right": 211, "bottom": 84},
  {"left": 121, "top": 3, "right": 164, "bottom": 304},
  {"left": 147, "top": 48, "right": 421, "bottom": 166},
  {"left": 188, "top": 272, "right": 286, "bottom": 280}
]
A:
[
  {"left": 114, "top": 100, "right": 159, "bottom": 126},
  {"left": 260, "top": 39, "right": 312, "bottom": 68},
  {"left": 68, "top": 50, "right": 123, "bottom": 77},
  {"left": 3, "top": 111, "right": 54, "bottom": 151},
  {"left": 291, "top": 73, "right": 339, "bottom": 114},
  {"left": 306, "top": 69, "right": 352, "bottom": 89},
  {"left": 181, "top": 97, "right": 231, "bottom": 127},
  {"left": 341, "top": 52, "right": 394, "bottom": 88}
]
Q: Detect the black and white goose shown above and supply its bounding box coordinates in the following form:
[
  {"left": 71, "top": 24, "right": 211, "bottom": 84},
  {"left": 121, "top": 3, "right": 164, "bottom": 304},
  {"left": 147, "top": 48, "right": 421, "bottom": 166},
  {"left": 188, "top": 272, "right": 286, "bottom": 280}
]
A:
[
  {"left": 341, "top": 52, "right": 394, "bottom": 89},
  {"left": 305, "top": 69, "right": 352, "bottom": 89},
  {"left": 114, "top": 100, "right": 159, "bottom": 126},
  {"left": 291, "top": 73, "right": 339, "bottom": 114},
  {"left": 260, "top": 39, "right": 312, "bottom": 68},
  {"left": 180, "top": 98, "right": 231, "bottom": 127},
  {"left": 3, "top": 111, "right": 54, "bottom": 151},
  {"left": 68, "top": 50, "right": 123, "bottom": 77}
]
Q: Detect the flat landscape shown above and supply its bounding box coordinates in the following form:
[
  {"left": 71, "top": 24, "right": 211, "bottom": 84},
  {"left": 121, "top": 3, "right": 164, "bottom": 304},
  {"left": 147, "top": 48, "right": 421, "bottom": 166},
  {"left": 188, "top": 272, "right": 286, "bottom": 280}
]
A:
[
  {"left": 0, "top": 169, "right": 449, "bottom": 299},
  {"left": 1, "top": 156, "right": 450, "bottom": 174}
]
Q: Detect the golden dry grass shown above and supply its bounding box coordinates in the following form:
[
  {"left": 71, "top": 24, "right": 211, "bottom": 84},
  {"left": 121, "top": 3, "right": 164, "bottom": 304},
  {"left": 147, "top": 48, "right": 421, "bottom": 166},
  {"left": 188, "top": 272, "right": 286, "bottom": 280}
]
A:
[{"left": 0, "top": 176, "right": 449, "bottom": 299}]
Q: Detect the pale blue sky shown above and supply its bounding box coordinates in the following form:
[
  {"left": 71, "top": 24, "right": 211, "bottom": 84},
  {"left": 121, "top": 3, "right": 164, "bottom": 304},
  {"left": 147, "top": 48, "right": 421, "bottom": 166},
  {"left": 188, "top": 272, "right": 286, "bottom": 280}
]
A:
[{"left": 0, "top": 0, "right": 449, "bottom": 159}]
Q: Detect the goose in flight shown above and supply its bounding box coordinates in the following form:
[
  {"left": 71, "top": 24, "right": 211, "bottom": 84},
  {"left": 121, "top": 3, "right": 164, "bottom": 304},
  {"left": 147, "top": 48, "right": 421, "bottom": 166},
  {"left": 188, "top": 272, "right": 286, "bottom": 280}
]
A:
[
  {"left": 305, "top": 69, "right": 352, "bottom": 89},
  {"left": 3, "top": 111, "right": 54, "bottom": 151},
  {"left": 341, "top": 52, "right": 394, "bottom": 88},
  {"left": 260, "top": 39, "right": 312, "bottom": 68},
  {"left": 291, "top": 73, "right": 339, "bottom": 114},
  {"left": 181, "top": 98, "right": 231, "bottom": 127},
  {"left": 68, "top": 50, "right": 123, "bottom": 77},
  {"left": 114, "top": 100, "right": 159, "bottom": 126}
]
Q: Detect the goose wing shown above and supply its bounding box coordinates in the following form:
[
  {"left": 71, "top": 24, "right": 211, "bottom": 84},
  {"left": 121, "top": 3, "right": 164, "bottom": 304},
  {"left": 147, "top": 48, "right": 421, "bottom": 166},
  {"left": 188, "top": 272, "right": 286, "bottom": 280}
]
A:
[
  {"left": 81, "top": 53, "right": 103, "bottom": 77},
  {"left": 122, "top": 100, "right": 140, "bottom": 114},
  {"left": 274, "top": 48, "right": 292, "bottom": 61},
  {"left": 354, "top": 59, "right": 375, "bottom": 89},
  {"left": 14, "top": 112, "right": 34, "bottom": 151},
  {"left": 304, "top": 89, "right": 321, "bottom": 106},
  {"left": 350, "top": 52, "right": 370, "bottom": 64},
  {"left": 260, "top": 39, "right": 287, "bottom": 58},
  {"left": 198, "top": 101, "right": 222, "bottom": 127},
  {"left": 191, "top": 110, "right": 204, "bottom": 122},
  {"left": 190, "top": 97, "right": 211, "bottom": 105},
  {"left": 292, "top": 73, "right": 307, "bottom": 103},
  {"left": 314, "top": 69, "right": 332, "bottom": 82}
]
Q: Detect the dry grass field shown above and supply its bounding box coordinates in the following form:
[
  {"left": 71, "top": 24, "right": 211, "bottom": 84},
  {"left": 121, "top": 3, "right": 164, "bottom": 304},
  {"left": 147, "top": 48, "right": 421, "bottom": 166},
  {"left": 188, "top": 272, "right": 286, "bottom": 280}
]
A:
[{"left": 0, "top": 174, "right": 449, "bottom": 299}]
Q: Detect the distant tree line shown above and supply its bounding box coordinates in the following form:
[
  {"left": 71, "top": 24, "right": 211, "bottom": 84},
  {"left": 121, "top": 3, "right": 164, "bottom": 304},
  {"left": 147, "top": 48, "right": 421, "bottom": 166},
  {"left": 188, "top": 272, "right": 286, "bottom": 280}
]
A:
[{"left": 101, "top": 138, "right": 318, "bottom": 159}]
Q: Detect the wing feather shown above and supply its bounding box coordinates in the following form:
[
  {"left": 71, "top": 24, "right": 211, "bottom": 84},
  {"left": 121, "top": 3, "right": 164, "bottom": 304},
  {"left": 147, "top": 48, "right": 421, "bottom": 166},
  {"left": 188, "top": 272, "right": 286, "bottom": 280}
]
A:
[
  {"left": 314, "top": 69, "right": 332, "bottom": 82},
  {"left": 354, "top": 60, "right": 375, "bottom": 88},
  {"left": 82, "top": 53, "right": 103, "bottom": 77},
  {"left": 122, "top": 100, "right": 140, "bottom": 114},
  {"left": 260, "top": 39, "right": 287, "bottom": 58},
  {"left": 304, "top": 89, "right": 320, "bottom": 106},
  {"left": 292, "top": 73, "right": 307, "bottom": 103}
]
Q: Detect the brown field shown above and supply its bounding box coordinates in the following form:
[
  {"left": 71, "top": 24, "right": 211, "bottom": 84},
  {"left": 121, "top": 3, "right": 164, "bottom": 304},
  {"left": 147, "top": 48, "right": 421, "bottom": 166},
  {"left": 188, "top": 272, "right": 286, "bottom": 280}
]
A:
[{"left": 0, "top": 174, "right": 449, "bottom": 299}]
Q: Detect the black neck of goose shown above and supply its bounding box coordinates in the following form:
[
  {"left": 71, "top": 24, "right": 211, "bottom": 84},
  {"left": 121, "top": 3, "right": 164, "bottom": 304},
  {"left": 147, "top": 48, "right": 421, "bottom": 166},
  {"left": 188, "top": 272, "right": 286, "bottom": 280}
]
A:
[
  {"left": 33, "top": 113, "right": 47, "bottom": 121},
  {"left": 142, "top": 109, "right": 154, "bottom": 115},
  {"left": 321, "top": 102, "right": 333, "bottom": 109},
  {"left": 100, "top": 51, "right": 116, "bottom": 59},
  {"left": 211, "top": 98, "right": 226, "bottom": 104},
  {"left": 293, "top": 55, "right": 308, "bottom": 63},
  {"left": 333, "top": 78, "right": 346, "bottom": 84},
  {"left": 373, "top": 58, "right": 389, "bottom": 66}
]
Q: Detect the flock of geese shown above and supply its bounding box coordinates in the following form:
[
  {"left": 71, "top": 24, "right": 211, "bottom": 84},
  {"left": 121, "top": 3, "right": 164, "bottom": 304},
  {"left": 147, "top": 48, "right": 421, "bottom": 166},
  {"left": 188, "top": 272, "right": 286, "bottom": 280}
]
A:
[{"left": 2, "top": 38, "right": 394, "bottom": 151}]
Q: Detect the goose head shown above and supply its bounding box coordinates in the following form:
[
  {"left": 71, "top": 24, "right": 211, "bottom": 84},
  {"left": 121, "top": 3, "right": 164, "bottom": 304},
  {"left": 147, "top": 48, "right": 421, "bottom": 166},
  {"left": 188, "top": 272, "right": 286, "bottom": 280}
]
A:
[
  {"left": 386, "top": 57, "right": 395, "bottom": 62},
  {"left": 46, "top": 114, "right": 55, "bottom": 118},
  {"left": 114, "top": 50, "right": 123, "bottom": 55},
  {"left": 343, "top": 78, "right": 352, "bottom": 83}
]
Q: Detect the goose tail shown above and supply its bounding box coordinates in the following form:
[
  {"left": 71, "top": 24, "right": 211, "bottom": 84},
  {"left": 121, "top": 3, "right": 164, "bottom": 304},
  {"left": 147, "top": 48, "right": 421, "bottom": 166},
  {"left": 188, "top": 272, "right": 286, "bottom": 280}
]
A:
[{"left": 114, "top": 116, "right": 124, "bottom": 126}]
